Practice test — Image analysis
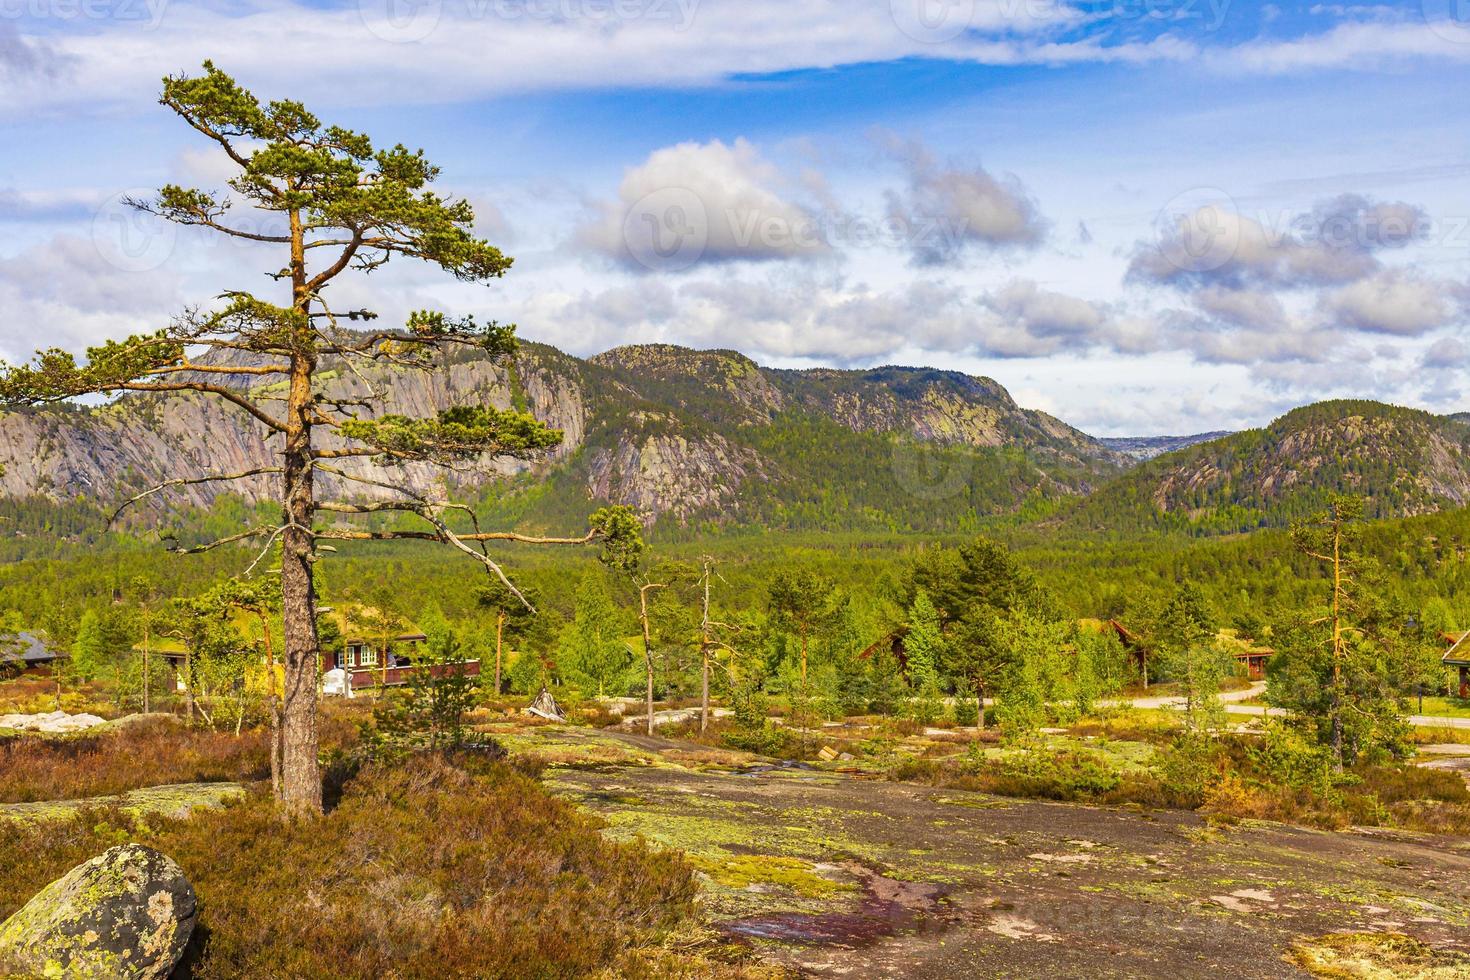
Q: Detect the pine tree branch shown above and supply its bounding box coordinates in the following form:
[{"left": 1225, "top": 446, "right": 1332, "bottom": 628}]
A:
[
  {"left": 115, "top": 381, "right": 287, "bottom": 432},
  {"left": 108, "top": 467, "right": 282, "bottom": 527}
]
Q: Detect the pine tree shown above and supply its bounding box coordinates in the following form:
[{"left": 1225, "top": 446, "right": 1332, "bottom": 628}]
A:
[
  {"left": 561, "top": 574, "right": 632, "bottom": 698},
  {"left": 904, "top": 589, "right": 945, "bottom": 688},
  {"left": 0, "top": 64, "right": 638, "bottom": 812}
]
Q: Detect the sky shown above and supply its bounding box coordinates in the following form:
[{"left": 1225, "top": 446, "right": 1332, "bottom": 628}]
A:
[{"left": 2, "top": 0, "right": 1470, "bottom": 436}]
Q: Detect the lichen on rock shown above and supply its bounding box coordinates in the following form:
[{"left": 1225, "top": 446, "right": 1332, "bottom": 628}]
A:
[{"left": 0, "top": 843, "right": 196, "bottom": 979}]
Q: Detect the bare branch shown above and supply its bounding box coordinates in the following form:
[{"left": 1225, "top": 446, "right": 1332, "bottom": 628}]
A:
[
  {"left": 142, "top": 363, "right": 289, "bottom": 378},
  {"left": 167, "top": 524, "right": 279, "bottom": 555},
  {"left": 116, "top": 381, "right": 287, "bottom": 433},
  {"left": 108, "top": 466, "right": 282, "bottom": 527}
]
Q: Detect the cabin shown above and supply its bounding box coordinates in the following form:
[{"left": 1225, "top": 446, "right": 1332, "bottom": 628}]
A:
[
  {"left": 1079, "top": 619, "right": 1150, "bottom": 685},
  {"left": 1444, "top": 631, "right": 1470, "bottom": 699},
  {"left": 324, "top": 632, "right": 481, "bottom": 695},
  {"left": 1233, "top": 644, "right": 1275, "bottom": 681},
  {"left": 0, "top": 632, "right": 62, "bottom": 675}
]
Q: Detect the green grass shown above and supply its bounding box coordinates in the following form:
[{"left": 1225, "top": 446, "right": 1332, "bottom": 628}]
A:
[{"left": 1410, "top": 697, "right": 1470, "bottom": 719}]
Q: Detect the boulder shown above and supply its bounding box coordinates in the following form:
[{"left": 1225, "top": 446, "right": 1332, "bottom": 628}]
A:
[
  {"left": 0, "top": 844, "right": 196, "bottom": 979},
  {"left": 0, "top": 711, "right": 109, "bottom": 734},
  {"left": 525, "top": 686, "right": 566, "bottom": 722}
]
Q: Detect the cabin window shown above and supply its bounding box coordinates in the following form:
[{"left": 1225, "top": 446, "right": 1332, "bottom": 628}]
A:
[{"left": 358, "top": 646, "right": 377, "bottom": 667}]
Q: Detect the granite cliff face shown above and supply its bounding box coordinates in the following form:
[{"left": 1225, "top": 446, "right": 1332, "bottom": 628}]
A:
[{"left": 0, "top": 340, "right": 1123, "bottom": 530}]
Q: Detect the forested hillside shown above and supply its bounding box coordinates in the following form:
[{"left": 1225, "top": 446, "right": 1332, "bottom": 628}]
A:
[
  {"left": 1059, "top": 401, "right": 1470, "bottom": 535},
  {"left": 0, "top": 340, "right": 1124, "bottom": 549}
]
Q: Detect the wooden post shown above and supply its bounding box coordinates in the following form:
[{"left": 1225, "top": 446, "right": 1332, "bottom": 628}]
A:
[
  {"left": 699, "top": 557, "right": 713, "bottom": 733},
  {"left": 494, "top": 610, "right": 505, "bottom": 697}
]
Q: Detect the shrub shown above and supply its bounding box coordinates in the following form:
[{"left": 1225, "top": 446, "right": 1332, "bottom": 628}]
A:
[
  {"left": 951, "top": 678, "right": 979, "bottom": 728},
  {"left": 1200, "top": 772, "right": 1272, "bottom": 825},
  {"left": 0, "top": 718, "right": 269, "bottom": 804},
  {"left": 967, "top": 748, "right": 1123, "bottom": 800},
  {"left": 0, "top": 754, "right": 703, "bottom": 978}
]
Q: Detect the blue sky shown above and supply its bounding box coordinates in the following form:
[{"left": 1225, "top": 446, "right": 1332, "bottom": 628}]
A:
[{"left": 3, "top": 0, "right": 1470, "bottom": 434}]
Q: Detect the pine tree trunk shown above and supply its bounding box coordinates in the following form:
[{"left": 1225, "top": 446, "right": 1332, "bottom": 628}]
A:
[
  {"left": 278, "top": 346, "right": 323, "bottom": 815},
  {"left": 141, "top": 627, "right": 150, "bottom": 715},
  {"left": 639, "top": 585, "right": 659, "bottom": 738}
]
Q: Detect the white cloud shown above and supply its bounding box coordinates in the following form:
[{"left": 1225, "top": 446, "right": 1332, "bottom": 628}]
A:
[
  {"left": 1322, "top": 269, "right": 1458, "bottom": 336},
  {"left": 0, "top": 233, "right": 183, "bottom": 360},
  {"left": 576, "top": 138, "right": 828, "bottom": 271},
  {"left": 880, "top": 135, "right": 1046, "bottom": 266},
  {"left": 1217, "top": 17, "right": 1470, "bottom": 74},
  {"left": 0, "top": 0, "right": 1157, "bottom": 119}
]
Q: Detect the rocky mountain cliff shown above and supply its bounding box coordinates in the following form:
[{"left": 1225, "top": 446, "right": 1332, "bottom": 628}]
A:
[
  {"left": 1062, "top": 400, "right": 1470, "bottom": 534},
  {"left": 0, "top": 340, "right": 1124, "bottom": 534}
]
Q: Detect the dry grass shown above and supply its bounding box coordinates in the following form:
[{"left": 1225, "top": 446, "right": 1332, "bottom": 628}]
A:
[
  {"left": 0, "top": 752, "right": 740, "bottom": 979},
  {"left": 1289, "top": 932, "right": 1470, "bottom": 978},
  {"left": 0, "top": 668, "right": 116, "bottom": 718},
  {"left": 0, "top": 718, "right": 268, "bottom": 804},
  {"left": 0, "top": 709, "right": 363, "bottom": 804}
]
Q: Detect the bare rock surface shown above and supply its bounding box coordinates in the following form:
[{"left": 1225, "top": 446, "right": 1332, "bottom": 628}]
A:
[{"left": 0, "top": 710, "right": 108, "bottom": 733}]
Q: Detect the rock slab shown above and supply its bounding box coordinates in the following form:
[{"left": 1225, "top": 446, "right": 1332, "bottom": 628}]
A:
[
  {"left": 0, "top": 844, "right": 196, "bottom": 979},
  {"left": 0, "top": 711, "right": 108, "bottom": 733}
]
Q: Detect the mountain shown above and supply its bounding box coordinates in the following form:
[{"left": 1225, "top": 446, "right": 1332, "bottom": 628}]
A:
[
  {"left": 1100, "top": 432, "right": 1233, "bottom": 461},
  {"left": 0, "top": 340, "right": 1125, "bottom": 539},
  {"left": 1062, "top": 400, "right": 1470, "bottom": 534}
]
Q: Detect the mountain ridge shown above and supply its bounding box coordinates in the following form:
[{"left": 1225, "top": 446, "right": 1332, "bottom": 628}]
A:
[
  {"left": 0, "top": 339, "right": 1124, "bottom": 536},
  {"left": 1061, "top": 399, "right": 1470, "bottom": 534},
  {"left": 3, "top": 341, "right": 1467, "bottom": 541}
]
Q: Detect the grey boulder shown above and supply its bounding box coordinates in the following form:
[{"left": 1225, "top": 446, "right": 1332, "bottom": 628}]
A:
[{"left": 0, "top": 844, "right": 196, "bottom": 979}]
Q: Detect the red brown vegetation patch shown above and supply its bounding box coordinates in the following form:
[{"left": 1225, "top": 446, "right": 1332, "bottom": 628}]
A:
[{"left": 0, "top": 753, "right": 720, "bottom": 978}]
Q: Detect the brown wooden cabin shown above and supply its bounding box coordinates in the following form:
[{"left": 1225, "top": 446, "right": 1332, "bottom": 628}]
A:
[
  {"left": 333, "top": 633, "right": 480, "bottom": 692},
  {"left": 0, "top": 632, "right": 62, "bottom": 676},
  {"left": 1078, "top": 619, "right": 1150, "bottom": 685},
  {"left": 1233, "top": 645, "right": 1274, "bottom": 681},
  {"left": 858, "top": 628, "right": 909, "bottom": 671},
  {"left": 1444, "top": 632, "right": 1470, "bottom": 699}
]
